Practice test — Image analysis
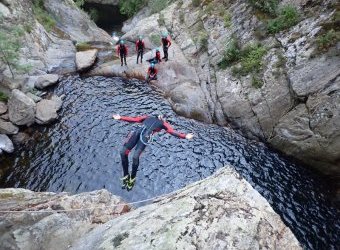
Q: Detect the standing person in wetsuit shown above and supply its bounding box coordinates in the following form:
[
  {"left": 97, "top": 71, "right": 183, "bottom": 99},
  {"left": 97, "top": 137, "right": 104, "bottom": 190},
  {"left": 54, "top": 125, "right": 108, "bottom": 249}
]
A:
[
  {"left": 112, "top": 114, "right": 194, "bottom": 190},
  {"left": 161, "top": 33, "right": 171, "bottom": 61},
  {"left": 146, "top": 63, "right": 158, "bottom": 82},
  {"left": 135, "top": 36, "right": 145, "bottom": 64},
  {"left": 117, "top": 40, "right": 128, "bottom": 66}
]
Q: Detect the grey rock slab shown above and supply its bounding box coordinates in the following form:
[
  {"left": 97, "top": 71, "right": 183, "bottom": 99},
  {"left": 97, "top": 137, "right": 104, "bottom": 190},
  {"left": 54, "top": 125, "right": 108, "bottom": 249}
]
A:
[
  {"left": 76, "top": 49, "right": 99, "bottom": 72},
  {"left": 0, "top": 189, "right": 130, "bottom": 250},
  {"left": 35, "top": 96, "right": 63, "bottom": 124},
  {"left": 0, "top": 119, "right": 19, "bottom": 135},
  {"left": 8, "top": 89, "right": 36, "bottom": 126},
  {"left": 33, "top": 74, "right": 60, "bottom": 90},
  {"left": 71, "top": 167, "right": 301, "bottom": 250},
  {"left": 0, "top": 101, "right": 7, "bottom": 114},
  {"left": 0, "top": 134, "right": 14, "bottom": 153}
]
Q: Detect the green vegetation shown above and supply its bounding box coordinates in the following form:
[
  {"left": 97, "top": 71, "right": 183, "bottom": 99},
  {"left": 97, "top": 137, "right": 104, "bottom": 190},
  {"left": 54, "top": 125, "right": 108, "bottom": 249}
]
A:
[
  {"left": 76, "top": 42, "right": 92, "bottom": 51},
  {"left": 32, "top": 0, "right": 56, "bottom": 32},
  {"left": 197, "top": 31, "right": 209, "bottom": 51},
  {"left": 179, "top": 10, "right": 185, "bottom": 23},
  {"left": 251, "top": 75, "right": 263, "bottom": 88},
  {"left": 148, "top": 0, "right": 168, "bottom": 14},
  {"left": 218, "top": 38, "right": 241, "bottom": 69},
  {"left": 119, "top": 0, "right": 146, "bottom": 17},
  {"left": 192, "top": 0, "right": 201, "bottom": 7},
  {"left": 316, "top": 29, "right": 340, "bottom": 52},
  {"left": 0, "top": 19, "right": 31, "bottom": 78},
  {"left": 248, "top": 1, "right": 300, "bottom": 34},
  {"left": 158, "top": 12, "right": 165, "bottom": 26},
  {"left": 74, "top": 0, "right": 85, "bottom": 8},
  {"left": 88, "top": 8, "right": 99, "bottom": 22},
  {"left": 0, "top": 92, "right": 8, "bottom": 102},
  {"left": 267, "top": 5, "right": 299, "bottom": 34},
  {"left": 223, "top": 12, "right": 232, "bottom": 28},
  {"left": 231, "top": 43, "right": 267, "bottom": 76},
  {"left": 150, "top": 33, "right": 160, "bottom": 46},
  {"left": 204, "top": 2, "right": 214, "bottom": 14},
  {"left": 248, "top": 0, "right": 278, "bottom": 16}
]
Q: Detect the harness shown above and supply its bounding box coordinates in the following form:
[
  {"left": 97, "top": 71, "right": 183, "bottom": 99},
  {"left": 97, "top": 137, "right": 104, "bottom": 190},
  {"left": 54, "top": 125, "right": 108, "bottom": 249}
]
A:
[{"left": 139, "top": 120, "right": 158, "bottom": 145}]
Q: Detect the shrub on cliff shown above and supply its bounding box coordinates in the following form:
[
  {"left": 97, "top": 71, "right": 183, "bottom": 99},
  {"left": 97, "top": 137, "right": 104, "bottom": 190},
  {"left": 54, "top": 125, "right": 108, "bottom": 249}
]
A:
[
  {"left": 267, "top": 5, "right": 300, "bottom": 33},
  {"left": 32, "top": 0, "right": 56, "bottom": 31},
  {"left": 119, "top": 0, "right": 147, "bottom": 17},
  {"left": 0, "top": 19, "right": 31, "bottom": 78},
  {"left": 248, "top": 0, "right": 278, "bottom": 16}
]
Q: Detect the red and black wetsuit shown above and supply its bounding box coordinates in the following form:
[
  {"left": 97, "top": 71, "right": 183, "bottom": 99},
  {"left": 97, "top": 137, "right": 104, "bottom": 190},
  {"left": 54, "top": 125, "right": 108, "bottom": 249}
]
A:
[
  {"left": 117, "top": 44, "right": 128, "bottom": 66},
  {"left": 161, "top": 37, "right": 171, "bottom": 61},
  {"left": 135, "top": 39, "right": 145, "bottom": 63},
  {"left": 147, "top": 51, "right": 162, "bottom": 64},
  {"left": 119, "top": 115, "right": 186, "bottom": 178},
  {"left": 146, "top": 66, "right": 158, "bottom": 81}
]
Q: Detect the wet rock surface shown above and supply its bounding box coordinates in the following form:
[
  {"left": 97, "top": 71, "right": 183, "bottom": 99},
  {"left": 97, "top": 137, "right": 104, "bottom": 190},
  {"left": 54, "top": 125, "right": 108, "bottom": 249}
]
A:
[
  {"left": 0, "top": 188, "right": 130, "bottom": 250},
  {"left": 71, "top": 167, "right": 301, "bottom": 250}
]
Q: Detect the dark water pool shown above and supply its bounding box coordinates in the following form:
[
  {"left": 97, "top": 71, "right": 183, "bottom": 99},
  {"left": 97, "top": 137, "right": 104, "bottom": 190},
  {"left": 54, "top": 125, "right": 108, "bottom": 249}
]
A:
[{"left": 0, "top": 76, "right": 338, "bottom": 249}]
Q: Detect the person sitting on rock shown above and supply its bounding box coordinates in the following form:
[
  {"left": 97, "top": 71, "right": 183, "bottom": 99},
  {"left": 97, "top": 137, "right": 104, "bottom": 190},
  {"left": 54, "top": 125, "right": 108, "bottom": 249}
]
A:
[
  {"left": 161, "top": 33, "right": 171, "bottom": 61},
  {"left": 112, "top": 113, "right": 194, "bottom": 191},
  {"left": 135, "top": 36, "right": 145, "bottom": 64},
  {"left": 146, "top": 63, "right": 158, "bottom": 82},
  {"left": 146, "top": 48, "right": 162, "bottom": 64},
  {"left": 117, "top": 40, "right": 128, "bottom": 66}
]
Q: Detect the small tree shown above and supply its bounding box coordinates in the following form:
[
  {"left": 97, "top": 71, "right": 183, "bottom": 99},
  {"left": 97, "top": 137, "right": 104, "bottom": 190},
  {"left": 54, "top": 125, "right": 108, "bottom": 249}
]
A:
[{"left": 0, "top": 23, "right": 27, "bottom": 78}]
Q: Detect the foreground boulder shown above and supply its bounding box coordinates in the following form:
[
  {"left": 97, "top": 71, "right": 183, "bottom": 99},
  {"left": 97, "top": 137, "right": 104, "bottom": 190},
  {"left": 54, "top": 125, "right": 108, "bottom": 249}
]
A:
[
  {"left": 35, "top": 96, "right": 63, "bottom": 124},
  {"left": 76, "top": 49, "right": 98, "bottom": 72},
  {"left": 0, "top": 119, "right": 19, "bottom": 135},
  {"left": 71, "top": 167, "right": 301, "bottom": 250},
  {"left": 8, "top": 89, "right": 36, "bottom": 126},
  {"left": 32, "top": 74, "right": 60, "bottom": 90},
  {"left": 0, "top": 134, "right": 14, "bottom": 153},
  {"left": 0, "top": 189, "right": 131, "bottom": 250}
]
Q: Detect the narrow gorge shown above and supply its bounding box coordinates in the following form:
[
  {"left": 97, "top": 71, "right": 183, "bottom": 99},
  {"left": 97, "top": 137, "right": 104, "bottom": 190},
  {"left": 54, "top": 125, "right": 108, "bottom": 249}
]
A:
[{"left": 0, "top": 0, "right": 339, "bottom": 249}]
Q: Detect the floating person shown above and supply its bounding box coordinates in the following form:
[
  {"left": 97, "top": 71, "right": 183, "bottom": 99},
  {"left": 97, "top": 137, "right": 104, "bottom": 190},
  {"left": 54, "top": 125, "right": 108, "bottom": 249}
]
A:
[
  {"left": 161, "top": 32, "right": 172, "bottom": 61},
  {"left": 112, "top": 113, "right": 194, "bottom": 191},
  {"left": 146, "top": 48, "right": 162, "bottom": 64},
  {"left": 145, "top": 63, "right": 158, "bottom": 83},
  {"left": 117, "top": 40, "right": 128, "bottom": 66},
  {"left": 135, "top": 35, "right": 145, "bottom": 64}
]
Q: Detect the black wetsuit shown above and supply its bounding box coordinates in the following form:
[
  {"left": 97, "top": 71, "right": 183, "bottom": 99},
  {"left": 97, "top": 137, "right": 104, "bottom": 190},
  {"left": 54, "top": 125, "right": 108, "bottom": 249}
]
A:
[{"left": 119, "top": 115, "right": 186, "bottom": 179}]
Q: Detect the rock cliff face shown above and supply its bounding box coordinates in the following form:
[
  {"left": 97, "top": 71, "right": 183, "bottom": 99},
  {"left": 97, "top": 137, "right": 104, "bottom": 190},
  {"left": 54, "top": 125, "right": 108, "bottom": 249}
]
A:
[
  {"left": 0, "top": 168, "right": 302, "bottom": 250},
  {"left": 104, "top": 0, "right": 339, "bottom": 177},
  {"left": 71, "top": 167, "right": 301, "bottom": 250},
  {"left": 0, "top": 189, "right": 130, "bottom": 250},
  {"left": 0, "top": 0, "right": 111, "bottom": 77}
]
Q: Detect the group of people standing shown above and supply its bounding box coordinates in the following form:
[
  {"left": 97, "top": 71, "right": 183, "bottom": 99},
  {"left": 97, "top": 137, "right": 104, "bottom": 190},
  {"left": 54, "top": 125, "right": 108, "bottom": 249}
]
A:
[{"left": 116, "top": 33, "right": 172, "bottom": 82}]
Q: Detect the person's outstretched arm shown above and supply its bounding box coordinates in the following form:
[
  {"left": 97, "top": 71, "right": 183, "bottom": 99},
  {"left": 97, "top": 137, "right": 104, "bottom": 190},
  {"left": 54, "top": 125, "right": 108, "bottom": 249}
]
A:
[
  {"left": 163, "top": 122, "right": 193, "bottom": 139},
  {"left": 112, "top": 114, "right": 148, "bottom": 123}
]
